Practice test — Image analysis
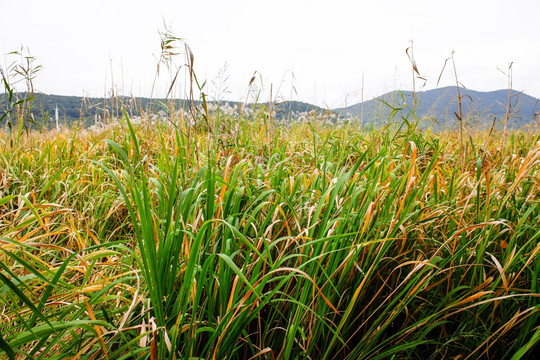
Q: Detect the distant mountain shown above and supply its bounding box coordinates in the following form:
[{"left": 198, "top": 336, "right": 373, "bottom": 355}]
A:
[
  {"left": 2, "top": 87, "right": 539, "bottom": 130},
  {"left": 335, "top": 86, "right": 540, "bottom": 130}
]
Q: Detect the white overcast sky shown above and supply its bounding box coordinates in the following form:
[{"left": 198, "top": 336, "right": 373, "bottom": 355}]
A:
[{"left": 1, "top": 0, "right": 539, "bottom": 108}]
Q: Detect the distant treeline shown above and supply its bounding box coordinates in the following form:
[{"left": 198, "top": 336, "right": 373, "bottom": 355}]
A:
[
  {"left": 2, "top": 87, "right": 539, "bottom": 131},
  {"left": 0, "top": 92, "right": 333, "bottom": 129}
]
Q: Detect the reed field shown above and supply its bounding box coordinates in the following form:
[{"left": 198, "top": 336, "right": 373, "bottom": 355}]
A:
[{"left": 0, "top": 107, "right": 538, "bottom": 360}]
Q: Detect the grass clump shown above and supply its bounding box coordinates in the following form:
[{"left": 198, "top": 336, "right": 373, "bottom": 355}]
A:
[{"left": 0, "top": 112, "right": 539, "bottom": 359}]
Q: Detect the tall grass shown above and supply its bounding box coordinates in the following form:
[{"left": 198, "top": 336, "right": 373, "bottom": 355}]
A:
[{"left": 0, "top": 110, "right": 539, "bottom": 359}]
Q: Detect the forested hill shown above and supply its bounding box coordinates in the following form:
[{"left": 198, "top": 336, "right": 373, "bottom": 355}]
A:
[{"left": 0, "top": 93, "right": 330, "bottom": 129}]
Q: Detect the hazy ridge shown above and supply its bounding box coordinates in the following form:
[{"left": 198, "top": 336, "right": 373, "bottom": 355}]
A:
[{"left": 335, "top": 86, "right": 540, "bottom": 129}]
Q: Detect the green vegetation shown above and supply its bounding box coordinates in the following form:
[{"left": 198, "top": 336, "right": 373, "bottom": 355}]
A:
[
  {"left": 0, "top": 109, "right": 539, "bottom": 359},
  {"left": 1, "top": 35, "right": 539, "bottom": 360}
]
